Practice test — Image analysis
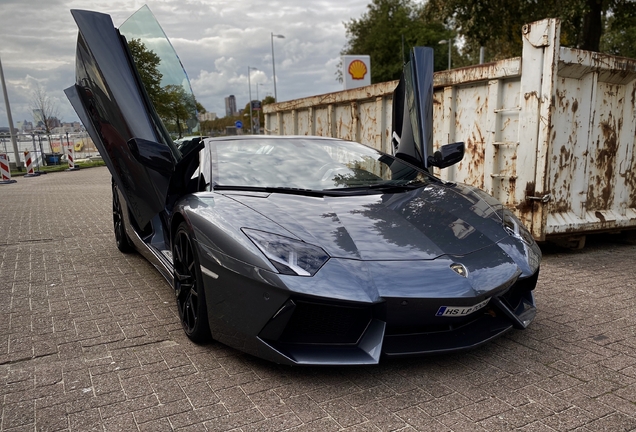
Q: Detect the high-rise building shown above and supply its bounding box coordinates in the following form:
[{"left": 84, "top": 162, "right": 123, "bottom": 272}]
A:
[
  {"left": 225, "top": 95, "right": 237, "bottom": 117},
  {"left": 32, "top": 109, "right": 45, "bottom": 127}
]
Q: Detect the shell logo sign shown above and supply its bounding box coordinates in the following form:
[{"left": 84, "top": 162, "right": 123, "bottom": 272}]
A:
[
  {"left": 348, "top": 60, "right": 368, "bottom": 80},
  {"left": 342, "top": 55, "right": 371, "bottom": 90}
]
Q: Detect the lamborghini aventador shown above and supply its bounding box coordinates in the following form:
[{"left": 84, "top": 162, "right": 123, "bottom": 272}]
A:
[{"left": 65, "top": 6, "right": 541, "bottom": 365}]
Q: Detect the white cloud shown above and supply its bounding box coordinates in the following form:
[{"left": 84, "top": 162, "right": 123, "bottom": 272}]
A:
[{"left": 1, "top": 0, "right": 370, "bottom": 127}]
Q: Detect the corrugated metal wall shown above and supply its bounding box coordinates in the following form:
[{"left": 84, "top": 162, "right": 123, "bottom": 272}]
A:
[{"left": 263, "top": 18, "right": 636, "bottom": 241}]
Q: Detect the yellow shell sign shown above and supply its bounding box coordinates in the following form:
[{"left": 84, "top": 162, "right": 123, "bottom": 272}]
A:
[
  {"left": 348, "top": 59, "right": 368, "bottom": 80},
  {"left": 342, "top": 55, "right": 371, "bottom": 89}
]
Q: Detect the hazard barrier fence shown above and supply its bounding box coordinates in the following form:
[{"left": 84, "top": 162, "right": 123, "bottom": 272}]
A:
[
  {"left": 66, "top": 144, "right": 79, "bottom": 171},
  {"left": 23, "top": 150, "right": 40, "bottom": 177},
  {"left": 0, "top": 153, "right": 16, "bottom": 184}
]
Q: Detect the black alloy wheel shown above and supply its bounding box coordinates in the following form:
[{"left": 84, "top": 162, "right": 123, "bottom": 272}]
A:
[
  {"left": 112, "top": 182, "right": 133, "bottom": 253},
  {"left": 173, "top": 222, "right": 211, "bottom": 343}
]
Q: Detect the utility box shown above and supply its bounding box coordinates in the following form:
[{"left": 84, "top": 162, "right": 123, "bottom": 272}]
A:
[{"left": 263, "top": 18, "right": 636, "bottom": 244}]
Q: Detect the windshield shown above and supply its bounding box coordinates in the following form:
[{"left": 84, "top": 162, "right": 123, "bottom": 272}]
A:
[{"left": 210, "top": 138, "right": 431, "bottom": 191}]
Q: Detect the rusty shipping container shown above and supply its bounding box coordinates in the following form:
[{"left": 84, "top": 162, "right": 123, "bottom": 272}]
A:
[{"left": 263, "top": 18, "right": 636, "bottom": 246}]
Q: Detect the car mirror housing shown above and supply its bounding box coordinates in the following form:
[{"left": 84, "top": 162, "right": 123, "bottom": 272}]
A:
[
  {"left": 127, "top": 137, "right": 175, "bottom": 174},
  {"left": 427, "top": 142, "right": 465, "bottom": 169}
]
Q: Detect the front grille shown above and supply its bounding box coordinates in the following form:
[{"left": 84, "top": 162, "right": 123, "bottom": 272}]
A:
[
  {"left": 385, "top": 320, "right": 477, "bottom": 336},
  {"left": 501, "top": 271, "right": 539, "bottom": 312},
  {"left": 277, "top": 300, "right": 372, "bottom": 345}
]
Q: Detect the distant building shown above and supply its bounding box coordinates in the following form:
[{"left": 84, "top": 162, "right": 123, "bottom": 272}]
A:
[
  {"left": 53, "top": 122, "right": 84, "bottom": 134},
  {"left": 49, "top": 117, "right": 61, "bottom": 129},
  {"left": 19, "top": 120, "right": 33, "bottom": 132},
  {"left": 32, "top": 109, "right": 45, "bottom": 127},
  {"left": 32, "top": 110, "right": 61, "bottom": 131},
  {"left": 198, "top": 112, "right": 217, "bottom": 122},
  {"left": 225, "top": 95, "right": 238, "bottom": 117}
]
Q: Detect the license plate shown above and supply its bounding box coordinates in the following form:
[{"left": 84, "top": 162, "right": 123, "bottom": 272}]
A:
[{"left": 436, "top": 298, "right": 490, "bottom": 317}]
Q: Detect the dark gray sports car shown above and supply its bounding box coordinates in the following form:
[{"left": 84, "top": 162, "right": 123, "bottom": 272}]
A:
[{"left": 65, "top": 7, "right": 541, "bottom": 365}]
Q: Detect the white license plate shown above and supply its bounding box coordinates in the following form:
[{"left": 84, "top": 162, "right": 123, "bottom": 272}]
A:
[{"left": 435, "top": 298, "right": 490, "bottom": 317}]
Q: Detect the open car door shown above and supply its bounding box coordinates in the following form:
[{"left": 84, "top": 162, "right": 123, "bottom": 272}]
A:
[
  {"left": 391, "top": 47, "right": 435, "bottom": 170},
  {"left": 64, "top": 6, "right": 200, "bottom": 230},
  {"left": 392, "top": 47, "right": 465, "bottom": 171}
]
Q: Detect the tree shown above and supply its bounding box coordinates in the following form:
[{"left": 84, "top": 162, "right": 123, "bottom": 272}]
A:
[
  {"left": 424, "top": 0, "right": 635, "bottom": 62},
  {"left": 158, "top": 85, "right": 197, "bottom": 138},
  {"left": 202, "top": 115, "right": 240, "bottom": 136},
  {"left": 30, "top": 82, "right": 60, "bottom": 136},
  {"left": 127, "top": 39, "right": 164, "bottom": 106},
  {"left": 600, "top": 1, "right": 636, "bottom": 58},
  {"left": 127, "top": 39, "right": 200, "bottom": 138},
  {"left": 341, "top": 0, "right": 451, "bottom": 83}
]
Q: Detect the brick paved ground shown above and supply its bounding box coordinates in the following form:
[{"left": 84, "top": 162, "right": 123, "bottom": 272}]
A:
[{"left": 1, "top": 166, "right": 636, "bottom": 431}]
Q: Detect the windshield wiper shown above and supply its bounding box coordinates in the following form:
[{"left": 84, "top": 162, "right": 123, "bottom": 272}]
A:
[
  {"left": 214, "top": 185, "right": 326, "bottom": 197},
  {"left": 324, "top": 180, "right": 428, "bottom": 192}
]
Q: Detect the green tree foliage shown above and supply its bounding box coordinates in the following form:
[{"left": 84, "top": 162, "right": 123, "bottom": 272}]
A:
[
  {"left": 159, "top": 85, "right": 197, "bottom": 138},
  {"left": 341, "top": 0, "right": 452, "bottom": 83},
  {"left": 127, "top": 39, "right": 200, "bottom": 138},
  {"left": 201, "top": 115, "right": 240, "bottom": 136},
  {"left": 424, "top": 0, "right": 636, "bottom": 61},
  {"left": 127, "top": 39, "right": 164, "bottom": 104},
  {"left": 600, "top": 1, "right": 636, "bottom": 58}
]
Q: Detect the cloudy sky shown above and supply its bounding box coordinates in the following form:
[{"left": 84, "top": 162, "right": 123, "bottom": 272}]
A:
[{"left": 0, "top": 0, "right": 373, "bottom": 128}]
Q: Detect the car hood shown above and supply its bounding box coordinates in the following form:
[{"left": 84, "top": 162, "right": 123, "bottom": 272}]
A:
[{"left": 222, "top": 183, "right": 508, "bottom": 261}]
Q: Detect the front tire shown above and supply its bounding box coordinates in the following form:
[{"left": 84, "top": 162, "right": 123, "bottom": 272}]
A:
[
  {"left": 173, "top": 222, "right": 211, "bottom": 343},
  {"left": 112, "top": 183, "right": 133, "bottom": 253}
]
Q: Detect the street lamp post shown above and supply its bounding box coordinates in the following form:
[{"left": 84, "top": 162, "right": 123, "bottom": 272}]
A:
[
  {"left": 247, "top": 66, "right": 258, "bottom": 134},
  {"left": 271, "top": 33, "right": 285, "bottom": 102},
  {"left": 438, "top": 38, "right": 452, "bottom": 70},
  {"left": 0, "top": 54, "right": 22, "bottom": 170}
]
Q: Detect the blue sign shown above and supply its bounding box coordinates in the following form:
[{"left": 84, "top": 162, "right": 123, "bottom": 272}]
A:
[{"left": 235, "top": 121, "right": 243, "bottom": 129}]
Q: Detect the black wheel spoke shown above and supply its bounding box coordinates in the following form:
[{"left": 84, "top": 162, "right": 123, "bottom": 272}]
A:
[
  {"left": 112, "top": 184, "right": 132, "bottom": 253},
  {"left": 173, "top": 224, "right": 210, "bottom": 342}
]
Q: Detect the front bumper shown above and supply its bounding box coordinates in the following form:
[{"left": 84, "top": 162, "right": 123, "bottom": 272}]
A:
[{"left": 256, "top": 271, "right": 538, "bottom": 365}]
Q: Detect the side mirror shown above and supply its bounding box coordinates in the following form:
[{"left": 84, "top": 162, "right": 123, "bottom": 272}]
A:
[
  {"left": 427, "top": 142, "right": 464, "bottom": 169},
  {"left": 127, "top": 137, "right": 175, "bottom": 174}
]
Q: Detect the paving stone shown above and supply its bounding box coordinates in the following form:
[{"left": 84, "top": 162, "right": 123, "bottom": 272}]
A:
[{"left": 2, "top": 166, "right": 636, "bottom": 432}]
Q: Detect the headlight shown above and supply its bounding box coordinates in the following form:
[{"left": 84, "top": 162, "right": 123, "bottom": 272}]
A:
[
  {"left": 243, "top": 229, "right": 330, "bottom": 276},
  {"left": 502, "top": 209, "right": 541, "bottom": 273},
  {"left": 502, "top": 209, "right": 534, "bottom": 246}
]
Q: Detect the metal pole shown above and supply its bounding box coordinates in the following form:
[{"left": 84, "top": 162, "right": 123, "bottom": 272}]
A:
[
  {"left": 37, "top": 134, "right": 44, "bottom": 164},
  {"left": 248, "top": 66, "right": 253, "bottom": 134},
  {"left": 271, "top": 34, "right": 277, "bottom": 103},
  {"left": 448, "top": 38, "right": 451, "bottom": 70},
  {"left": 479, "top": 46, "right": 485, "bottom": 64},
  {"left": 0, "top": 55, "right": 22, "bottom": 170},
  {"left": 271, "top": 33, "right": 284, "bottom": 103}
]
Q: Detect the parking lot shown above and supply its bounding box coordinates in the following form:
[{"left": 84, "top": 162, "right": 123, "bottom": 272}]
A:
[{"left": 1, "top": 166, "right": 636, "bottom": 431}]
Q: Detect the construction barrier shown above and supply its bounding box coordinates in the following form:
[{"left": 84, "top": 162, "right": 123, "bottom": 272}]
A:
[
  {"left": 23, "top": 150, "right": 40, "bottom": 177},
  {"left": 0, "top": 153, "right": 16, "bottom": 184},
  {"left": 66, "top": 144, "right": 79, "bottom": 171}
]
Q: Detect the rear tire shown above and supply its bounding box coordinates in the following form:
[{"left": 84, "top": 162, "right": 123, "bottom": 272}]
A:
[
  {"left": 112, "top": 182, "right": 133, "bottom": 253},
  {"left": 173, "top": 222, "right": 211, "bottom": 343}
]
